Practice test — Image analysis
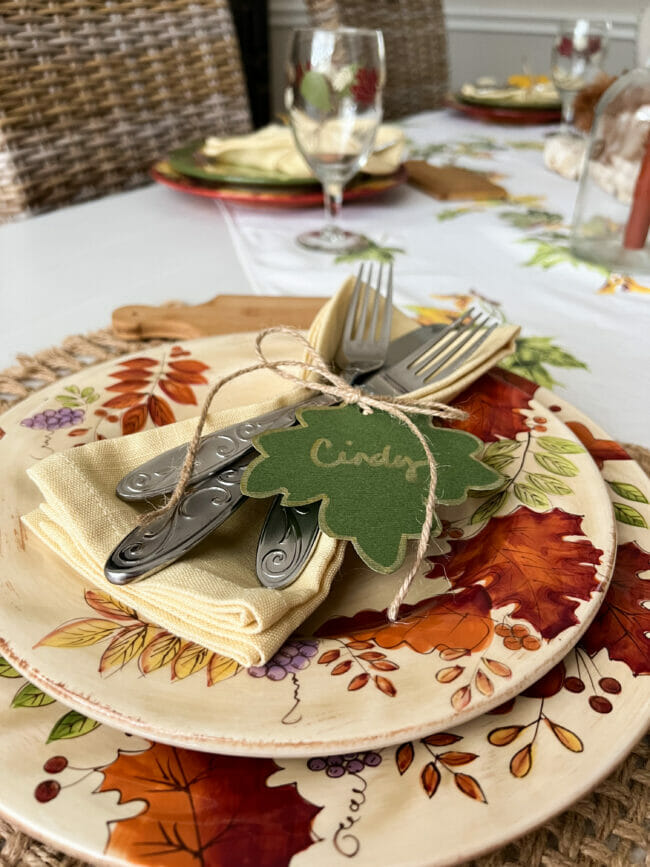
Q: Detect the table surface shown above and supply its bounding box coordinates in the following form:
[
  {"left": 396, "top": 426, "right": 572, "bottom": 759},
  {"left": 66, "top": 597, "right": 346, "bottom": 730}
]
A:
[{"left": 1, "top": 110, "right": 649, "bottom": 450}]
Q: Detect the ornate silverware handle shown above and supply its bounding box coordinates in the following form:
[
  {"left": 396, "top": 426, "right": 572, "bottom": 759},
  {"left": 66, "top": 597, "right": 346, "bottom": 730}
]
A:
[
  {"left": 105, "top": 455, "right": 254, "bottom": 584},
  {"left": 116, "top": 392, "right": 336, "bottom": 502}
]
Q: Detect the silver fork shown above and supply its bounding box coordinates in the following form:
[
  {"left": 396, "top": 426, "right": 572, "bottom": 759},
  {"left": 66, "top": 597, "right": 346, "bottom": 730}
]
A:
[
  {"left": 116, "top": 262, "right": 391, "bottom": 502},
  {"left": 362, "top": 308, "right": 499, "bottom": 394},
  {"left": 255, "top": 306, "right": 499, "bottom": 588},
  {"left": 105, "top": 263, "right": 394, "bottom": 585},
  {"left": 256, "top": 262, "right": 394, "bottom": 589}
]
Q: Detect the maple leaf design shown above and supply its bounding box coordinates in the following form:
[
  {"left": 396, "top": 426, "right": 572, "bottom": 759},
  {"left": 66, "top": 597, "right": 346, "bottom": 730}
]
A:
[
  {"left": 580, "top": 541, "right": 650, "bottom": 675},
  {"left": 447, "top": 373, "right": 533, "bottom": 442},
  {"left": 316, "top": 585, "right": 494, "bottom": 656},
  {"left": 426, "top": 507, "right": 603, "bottom": 640},
  {"left": 99, "top": 743, "right": 320, "bottom": 865}
]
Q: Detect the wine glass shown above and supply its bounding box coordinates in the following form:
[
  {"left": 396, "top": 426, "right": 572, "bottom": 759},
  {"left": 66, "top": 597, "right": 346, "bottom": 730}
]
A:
[
  {"left": 285, "top": 27, "right": 385, "bottom": 253},
  {"left": 551, "top": 19, "right": 611, "bottom": 136}
]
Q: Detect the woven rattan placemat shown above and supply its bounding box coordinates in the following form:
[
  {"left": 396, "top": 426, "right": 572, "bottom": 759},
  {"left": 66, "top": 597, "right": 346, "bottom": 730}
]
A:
[{"left": 0, "top": 332, "right": 648, "bottom": 867}]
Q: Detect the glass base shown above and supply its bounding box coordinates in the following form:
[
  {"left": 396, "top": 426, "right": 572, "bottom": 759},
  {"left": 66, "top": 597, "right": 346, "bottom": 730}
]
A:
[
  {"left": 571, "top": 238, "right": 650, "bottom": 275},
  {"left": 296, "top": 227, "right": 368, "bottom": 253}
]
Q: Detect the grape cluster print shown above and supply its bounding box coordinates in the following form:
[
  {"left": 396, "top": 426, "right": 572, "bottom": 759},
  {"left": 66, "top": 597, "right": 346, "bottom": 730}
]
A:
[
  {"left": 248, "top": 639, "right": 319, "bottom": 681},
  {"left": 21, "top": 408, "right": 85, "bottom": 430},
  {"left": 307, "top": 752, "right": 382, "bottom": 778}
]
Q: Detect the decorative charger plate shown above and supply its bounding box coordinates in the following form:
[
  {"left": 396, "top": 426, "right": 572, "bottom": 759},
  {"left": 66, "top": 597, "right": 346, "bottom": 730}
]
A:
[
  {"left": 446, "top": 95, "right": 562, "bottom": 125},
  {"left": 151, "top": 160, "right": 408, "bottom": 208},
  {"left": 0, "top": 333, "right": 616, "bottom": 756},
  {"left": 0, "top": 381, "right": 647, "bottom": 867}
]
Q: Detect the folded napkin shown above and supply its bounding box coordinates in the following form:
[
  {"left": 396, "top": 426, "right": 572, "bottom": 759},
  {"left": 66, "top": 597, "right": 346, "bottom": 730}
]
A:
[
  {"left": 405, "top": 161, "right": 508, "bottom": 201},
  {"left": 202, "top": 123, "right": 405, "bottom": 180},
  {"left": 23, "top": 281, "right": 519, "bottom": 666}
]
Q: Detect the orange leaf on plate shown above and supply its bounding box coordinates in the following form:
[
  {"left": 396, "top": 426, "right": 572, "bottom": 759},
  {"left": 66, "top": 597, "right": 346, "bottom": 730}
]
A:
[
  {"left": 122, "top": 403, "right": 148, "bottom": 436},
  {"left": 148, "top": 394, "right": 175, "bottom": 427},
  {"left": 420, "top": 762, "right": 440, "bottom": 797},
  {"left": 159, "top": 378, "right": 197, "bottom": 405},
  {"left": 455, "top": 773, "right": 487, "bottom": 802},
  {"left": 396, "top": 742, "right": 414, "bottom": 774}
]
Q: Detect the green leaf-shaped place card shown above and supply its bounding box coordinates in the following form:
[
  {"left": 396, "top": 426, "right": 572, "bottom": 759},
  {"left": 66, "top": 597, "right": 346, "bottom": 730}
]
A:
[{"left": 241, "top": 405, "right": 502, "bottom": 573}]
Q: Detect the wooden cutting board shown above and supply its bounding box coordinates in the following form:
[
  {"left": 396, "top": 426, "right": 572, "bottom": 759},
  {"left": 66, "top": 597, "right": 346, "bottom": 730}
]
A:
[{"left": 112, "top": 295, "right": 328, "bottom": 341}]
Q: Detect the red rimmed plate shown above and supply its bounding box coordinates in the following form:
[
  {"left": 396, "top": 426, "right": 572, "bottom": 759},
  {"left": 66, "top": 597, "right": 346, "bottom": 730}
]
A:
[
  {"left": 150, "top": 160, "right": 408, "bottom": 208},
  {"left": 446, "top": 95, "right": 561, "bottom": 125}
]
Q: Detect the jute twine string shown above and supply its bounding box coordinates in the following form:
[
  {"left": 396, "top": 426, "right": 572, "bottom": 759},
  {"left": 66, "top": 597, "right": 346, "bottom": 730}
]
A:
[
  {"left": 140, "top": 326, "right": 467, "bottom": 621},
  {"left": 0, "top": 331, "right": 647, "bottom": 867}
]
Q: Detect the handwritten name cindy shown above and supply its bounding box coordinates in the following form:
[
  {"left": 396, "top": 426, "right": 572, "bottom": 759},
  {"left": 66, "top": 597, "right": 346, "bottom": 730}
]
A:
[{"left": 309, "top": 438, "right": 428, "bottom": 483}]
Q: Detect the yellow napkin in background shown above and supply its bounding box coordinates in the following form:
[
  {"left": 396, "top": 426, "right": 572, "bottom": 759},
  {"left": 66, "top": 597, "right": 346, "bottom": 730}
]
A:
[
  {"left": 202, "top": 123, "right": 406, "bottom": 179},
  {"left": 23, "top": 280, "right": 519, "bottom": 666}
]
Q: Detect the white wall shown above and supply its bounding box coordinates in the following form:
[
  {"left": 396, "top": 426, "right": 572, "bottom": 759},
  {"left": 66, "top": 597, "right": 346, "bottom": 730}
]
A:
[{"left": 268, "top": 0, "right": 639, "bottom": 115}]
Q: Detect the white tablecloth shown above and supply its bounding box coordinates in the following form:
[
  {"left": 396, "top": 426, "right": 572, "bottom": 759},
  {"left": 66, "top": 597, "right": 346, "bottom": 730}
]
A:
[{"left": 1, "top": 110, "right": 648, "bottom": 447}]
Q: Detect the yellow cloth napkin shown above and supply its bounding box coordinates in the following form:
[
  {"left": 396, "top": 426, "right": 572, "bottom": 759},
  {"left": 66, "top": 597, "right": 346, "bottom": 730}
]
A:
[
  {"left": 202, "top": 123, "right": 406, "bottom": 179},
  {"left": 22, "top": 280, "right": 519, "bottom": 666}
]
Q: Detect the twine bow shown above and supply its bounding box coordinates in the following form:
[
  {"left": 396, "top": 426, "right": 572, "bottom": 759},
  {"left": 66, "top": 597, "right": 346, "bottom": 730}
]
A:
[{"left": 141, "top": 327, "right": 467, "bottom": 621}]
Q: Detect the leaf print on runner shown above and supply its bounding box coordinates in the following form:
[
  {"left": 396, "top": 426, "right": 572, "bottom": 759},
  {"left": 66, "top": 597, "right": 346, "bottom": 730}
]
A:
[
  {"left": 499, "top": 336, "right": 588, "bottom": 389},
  {"left": 426, "top": 508, "right": 603, "bottom": 640},
  {"left": 334, "top": 239, "right": 404, "bottom": 264},
  {"left": 98, "top": 744, "right": 320, "bottom": 865},
  {"left": 580, "top": 541, "right": 650, "bottom": 676}
]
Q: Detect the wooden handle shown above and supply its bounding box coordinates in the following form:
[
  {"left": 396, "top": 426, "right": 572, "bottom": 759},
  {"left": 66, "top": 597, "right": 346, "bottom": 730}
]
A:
[{"left": 112, "top": 295, "right": 327, "bottom": 341}]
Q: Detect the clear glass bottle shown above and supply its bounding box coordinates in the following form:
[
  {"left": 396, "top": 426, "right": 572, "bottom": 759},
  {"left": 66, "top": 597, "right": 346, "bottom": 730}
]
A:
[{"left": 570, "top": 66, "right": 650, "bottom": 273}]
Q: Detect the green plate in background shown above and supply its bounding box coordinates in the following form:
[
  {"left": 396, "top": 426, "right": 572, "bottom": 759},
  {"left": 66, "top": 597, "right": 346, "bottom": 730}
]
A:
[{"left": 168, "top": 141, "right": 321, "bottom": 187}]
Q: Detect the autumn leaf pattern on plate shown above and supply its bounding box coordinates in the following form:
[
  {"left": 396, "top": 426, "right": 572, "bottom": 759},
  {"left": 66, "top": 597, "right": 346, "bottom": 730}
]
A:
[{"left": 101, "top": 345, "right": 209, "bottom": 437}]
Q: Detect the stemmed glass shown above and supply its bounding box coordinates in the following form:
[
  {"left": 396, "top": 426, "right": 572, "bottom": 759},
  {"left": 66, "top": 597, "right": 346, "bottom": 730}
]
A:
[
  {"left": 285, "top": 27, "right": 385, "bottom": 252},
  {"left": 551, "top": 19, "right": 611, "bottom": 136}
]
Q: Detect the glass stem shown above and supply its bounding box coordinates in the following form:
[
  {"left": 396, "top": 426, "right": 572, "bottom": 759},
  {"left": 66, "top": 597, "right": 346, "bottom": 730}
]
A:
[
  {"left": 323, "top": 181, "right": 344, "bottom": 240},
  {"left": 560, "top": 90, "right": 576, "bottom": 131}
]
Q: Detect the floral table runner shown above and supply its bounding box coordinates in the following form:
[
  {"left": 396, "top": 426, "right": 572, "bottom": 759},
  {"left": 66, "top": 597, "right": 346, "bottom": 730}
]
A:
[{"left": 217, "top": 111, "right": 650, "bottom": 451}]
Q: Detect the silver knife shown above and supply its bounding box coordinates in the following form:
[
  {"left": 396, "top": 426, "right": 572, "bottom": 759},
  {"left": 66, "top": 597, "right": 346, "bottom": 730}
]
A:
[
  {"left": 105, "top": 325, "right": 442, "bottom": 585},
  {"left": 116, "top": 327, "right": 433, "bottom": 502},
  {"left": 105, "top": 456, "right": 251, "bottom": 584},
  {"left": 116, "top": 393, "right": 336, "bottom": 501}
]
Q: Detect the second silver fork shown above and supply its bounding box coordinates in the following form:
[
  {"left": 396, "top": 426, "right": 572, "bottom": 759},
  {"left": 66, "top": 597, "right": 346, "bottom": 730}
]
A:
[{"left": 255, "top": 306, "right": 499, "bottom": 588}]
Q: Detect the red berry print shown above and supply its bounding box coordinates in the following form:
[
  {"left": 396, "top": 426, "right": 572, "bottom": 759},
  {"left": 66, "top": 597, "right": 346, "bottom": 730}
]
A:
[
  {"left": 564, "top": 676, "right": 585, "bottom": 693},
  {"left": 43, "top": 756, "right": 68, "bottom": 774},
  {"left": 34, "top": 780, "right": 61, "bottom": 802},
  {"left": 598, "top": 677, "right": 621, "bottom": 695},
  {"left": 589, "top": 695, "right": 613, "bottom": 714}
]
